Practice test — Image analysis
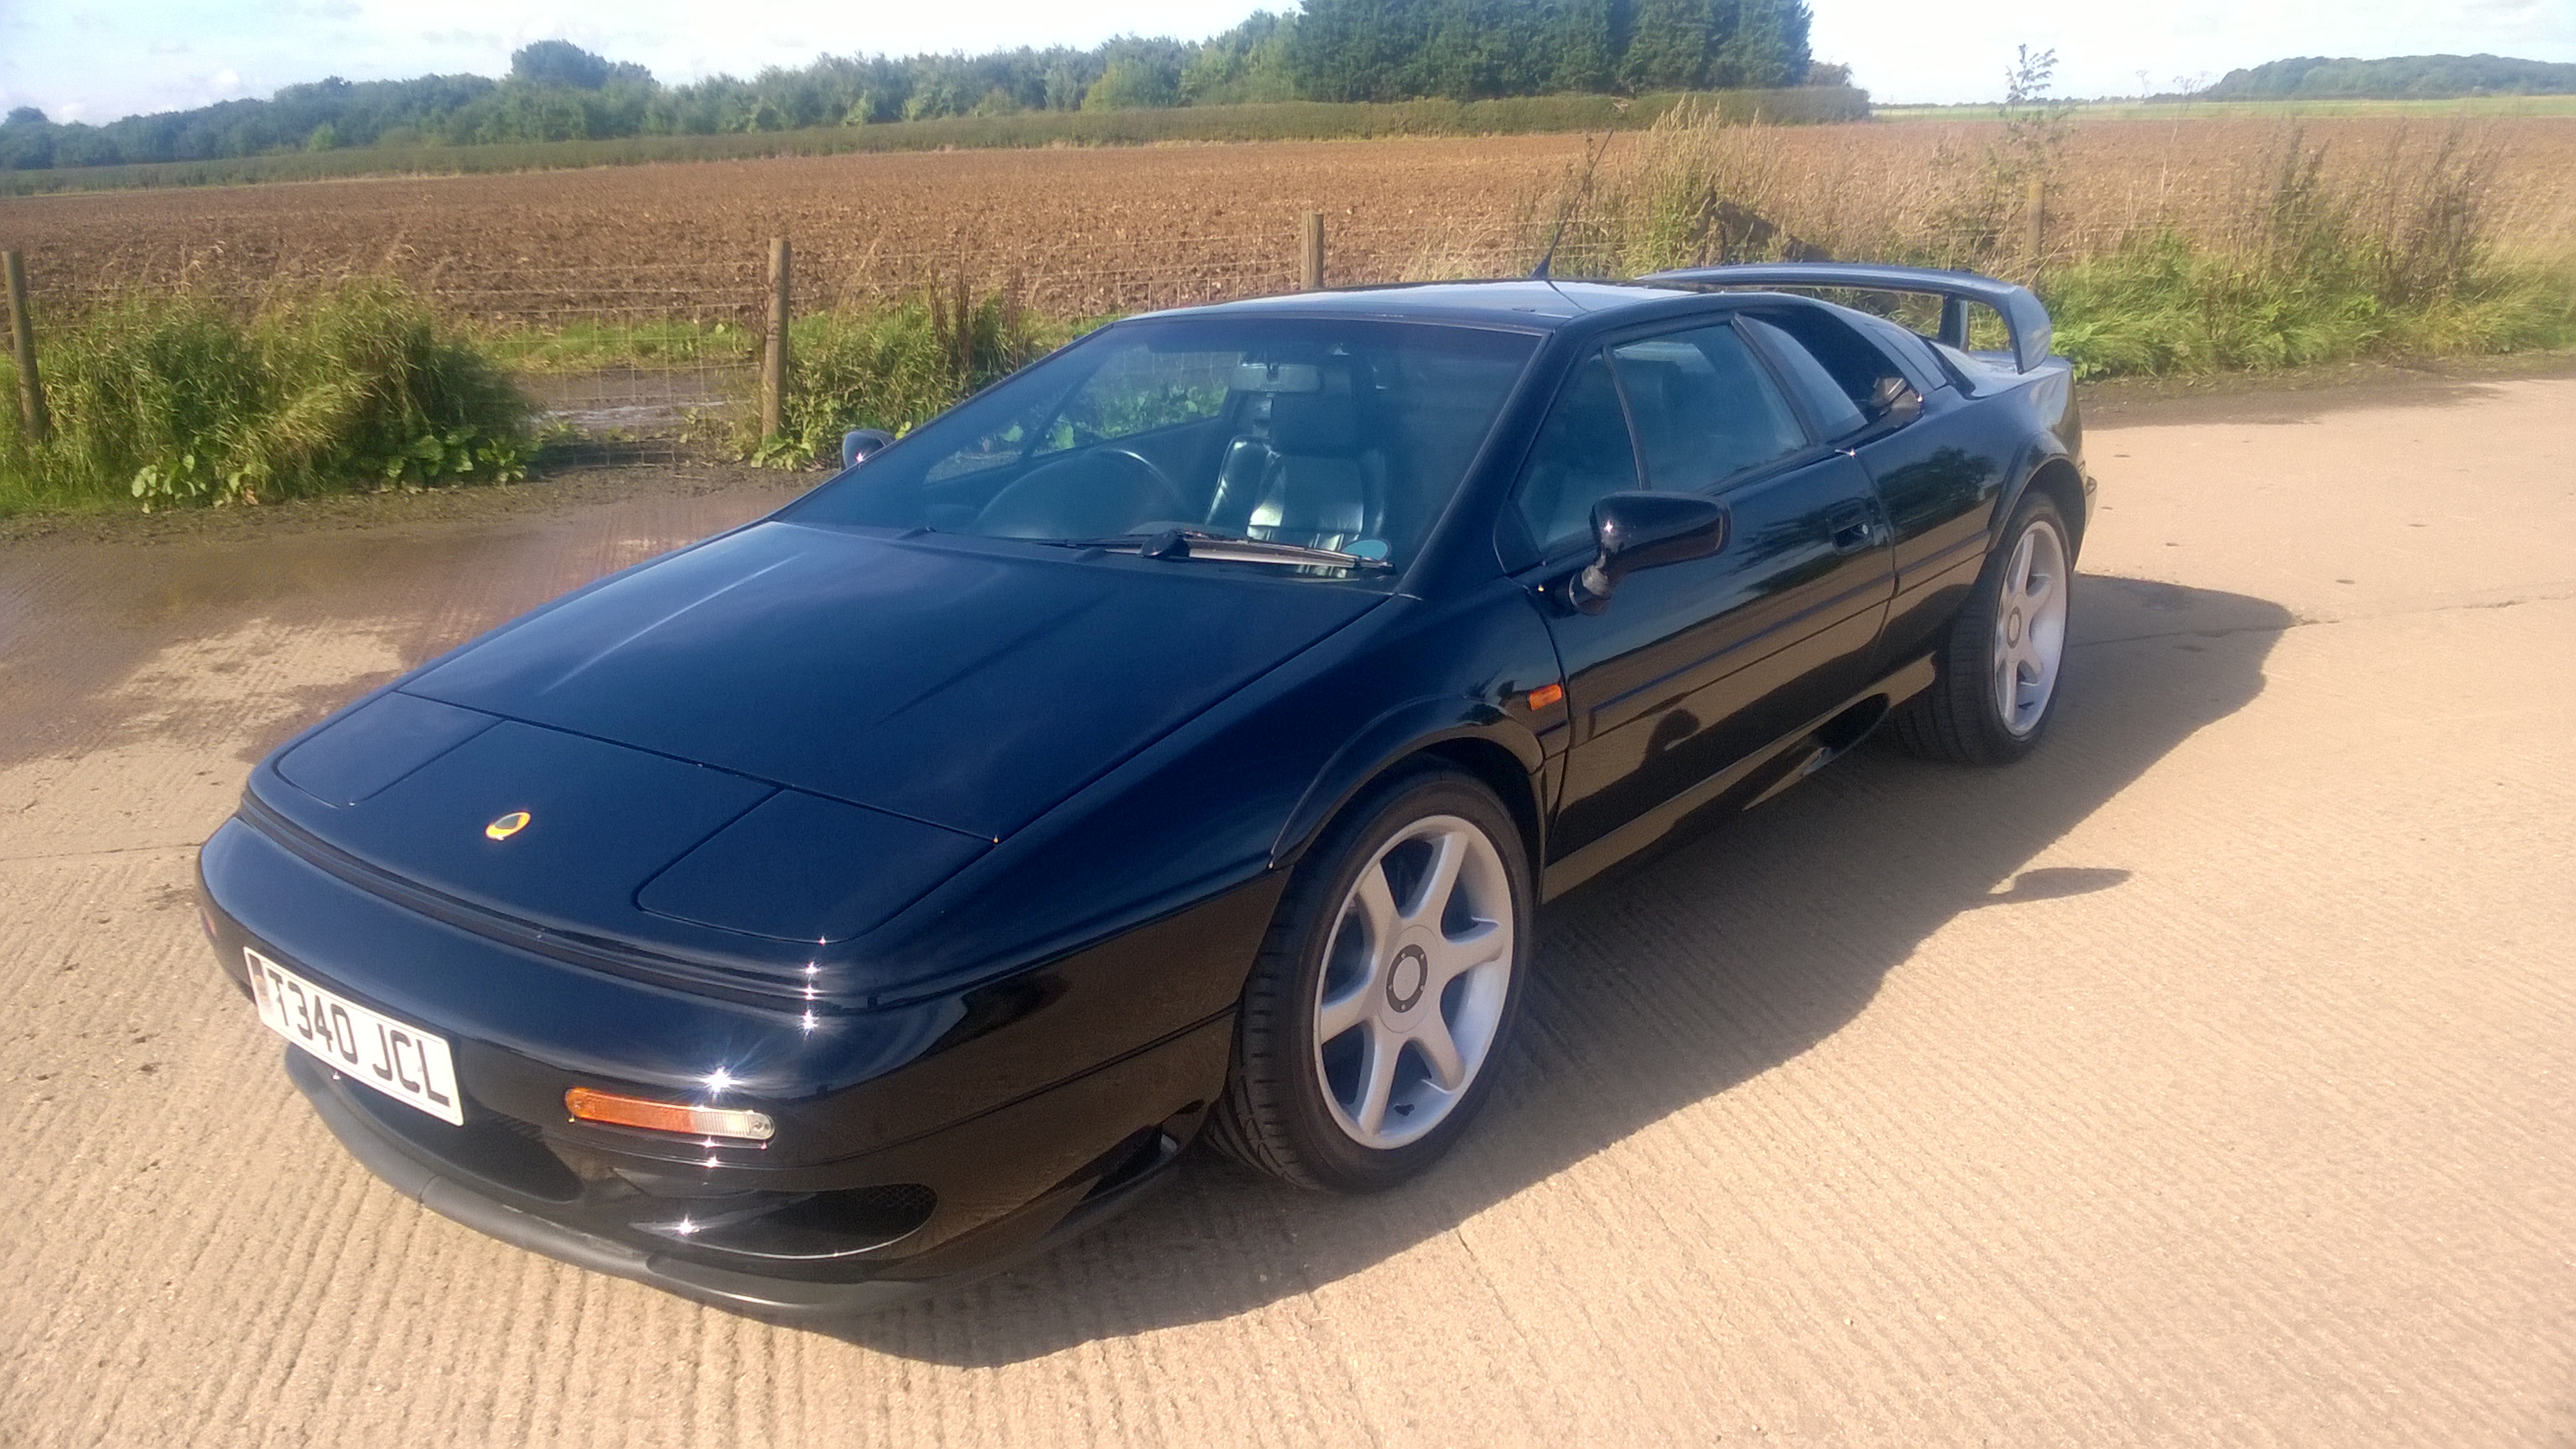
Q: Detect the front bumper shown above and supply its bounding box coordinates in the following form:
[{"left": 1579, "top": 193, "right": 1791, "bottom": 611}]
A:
[
  {"left": 286, "top": 1041, "right": 1202, "bottom": 1322},
  {"left": 200, "top": 809, "right": 1275, "bottom": 1319}
]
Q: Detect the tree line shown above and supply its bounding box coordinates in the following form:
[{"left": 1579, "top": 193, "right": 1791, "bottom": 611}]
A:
[
  {"left": 2200, "top": 54, "right": 2576, "bottom": 101},
  {"left": 0, "top": 1, "right": 1825, "bottom": 170}
]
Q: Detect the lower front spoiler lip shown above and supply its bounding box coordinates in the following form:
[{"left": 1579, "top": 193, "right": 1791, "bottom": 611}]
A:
[{"left": 285, "top": 1050, "right": 1173, "bottom": 1325}]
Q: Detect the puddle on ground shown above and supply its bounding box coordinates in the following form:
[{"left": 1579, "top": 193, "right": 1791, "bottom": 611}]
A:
[{"left": 0, "top": 482, "right": 785, "bottom": 774}]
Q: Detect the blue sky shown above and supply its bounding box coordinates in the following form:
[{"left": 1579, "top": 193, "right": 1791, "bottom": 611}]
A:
[{"left": 3, "top": 0, "right": 2573, "bottom": 125}]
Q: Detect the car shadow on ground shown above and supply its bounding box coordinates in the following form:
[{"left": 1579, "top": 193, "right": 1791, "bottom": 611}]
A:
[{"left": 825, "top": 574, "right": 2295, "bottom": 1364}]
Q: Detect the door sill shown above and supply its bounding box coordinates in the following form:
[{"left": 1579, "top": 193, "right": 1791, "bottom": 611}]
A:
[{"left": 1539, "top": 654, "right": 1935, "bottom": 902}]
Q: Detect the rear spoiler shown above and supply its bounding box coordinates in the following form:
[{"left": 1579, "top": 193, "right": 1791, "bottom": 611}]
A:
[{"left": 1639, "top": 263, "right": 2054, "bottom": 374}]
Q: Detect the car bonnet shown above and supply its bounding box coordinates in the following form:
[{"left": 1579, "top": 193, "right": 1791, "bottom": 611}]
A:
[
  {"left": 392, "top": 519, "right": 1379, "bottom": 841},
  {"left": 242, "top": 520, "right": 1381, "bottom": 958}
]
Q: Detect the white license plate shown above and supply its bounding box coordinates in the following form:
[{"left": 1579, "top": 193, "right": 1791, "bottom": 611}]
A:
[{"left": 246, "top": 948, "right": 463, "bottom": 1125}]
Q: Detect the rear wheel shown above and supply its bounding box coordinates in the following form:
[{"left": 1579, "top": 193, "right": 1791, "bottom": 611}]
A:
[
  {"left": 1208, "top": 767, "right": 1530, "bottom": 1192},
  {"left": 1893, "top": 493, "right": 2074, "bottom": 766}
]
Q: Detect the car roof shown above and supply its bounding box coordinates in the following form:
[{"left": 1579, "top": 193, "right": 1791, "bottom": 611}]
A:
[{"left": 1140, "top": 278, "right": 1725, "bottom": 330}]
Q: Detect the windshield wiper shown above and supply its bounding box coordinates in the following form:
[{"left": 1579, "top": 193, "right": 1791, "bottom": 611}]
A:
[{"left": 1057, "top": 527, "right": 1393, "bottom": 572}]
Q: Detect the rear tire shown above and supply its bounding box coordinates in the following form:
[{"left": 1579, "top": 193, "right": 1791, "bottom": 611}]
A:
[
  {"left": 1892, "top": 493, "right": 2074, "bottom": 766},
  {"left": 1208, "top": 766, "right": 1530, "bottom": 1192}
]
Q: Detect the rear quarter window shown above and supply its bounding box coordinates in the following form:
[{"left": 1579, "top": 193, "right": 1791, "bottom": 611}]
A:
[
  {"left": 1847, "top": 312, "right": 1965, "bottom": 396},
  {"left": 1739, "top": 317, "right": 1867, "bottom": 439}
]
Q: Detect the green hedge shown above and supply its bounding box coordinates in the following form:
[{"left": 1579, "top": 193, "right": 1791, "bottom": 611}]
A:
[{"left": 0, "top": 88, "right": 1872, "bottom": 196}]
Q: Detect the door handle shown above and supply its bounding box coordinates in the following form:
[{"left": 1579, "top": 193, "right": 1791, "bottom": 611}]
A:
[{"left": 1827, "top": 501, "right": 1879, "bottom": 554}]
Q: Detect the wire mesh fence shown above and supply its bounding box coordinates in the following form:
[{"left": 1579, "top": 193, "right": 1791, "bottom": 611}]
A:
[
  {"left": 466, "top": 239, "right": 1327, "bottom": 463},
  {"left": 5, "top": 207, "right": 2167, "bottom": 468}
]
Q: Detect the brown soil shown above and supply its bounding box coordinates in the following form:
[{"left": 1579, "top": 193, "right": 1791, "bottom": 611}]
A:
[{"left": 3, "top": 117, "right": 2568, "bottom": 321}]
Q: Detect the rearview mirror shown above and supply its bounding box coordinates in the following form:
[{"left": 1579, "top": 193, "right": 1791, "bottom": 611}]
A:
[
  {"left": 840, "top": 428, "right": 896, "bottom": 470},
  {"left": 1566, "top": 491, "right": 1729, "bottom": 615}
]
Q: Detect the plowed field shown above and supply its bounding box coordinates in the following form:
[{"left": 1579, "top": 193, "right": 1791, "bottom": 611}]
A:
[
  {"left": 1, "top": 117, "right": 2569, "bottom": 323},
  {"left": 0, "top": 136, "right": 1597, "bottom": 321}
]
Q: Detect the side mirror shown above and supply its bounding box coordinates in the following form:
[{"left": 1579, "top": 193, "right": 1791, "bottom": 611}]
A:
[
  {"left": 839, "top": 428, "right": 896, "bottom": 470},
  {"left": 1566, "top": 491, "right": 1728, "bottom": 615}
]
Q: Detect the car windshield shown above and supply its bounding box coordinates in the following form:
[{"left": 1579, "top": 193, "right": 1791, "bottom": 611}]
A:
[{"left": 783, "top": 316, "right": 1540, "bottom": 571}]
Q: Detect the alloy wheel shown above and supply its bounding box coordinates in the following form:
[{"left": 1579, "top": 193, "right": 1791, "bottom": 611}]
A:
[
  {"left": 1311, "top": 815, "right": 1515, "bottom": 1150},
  {"left": 1991, "top": 516, "right": 2070, "bottom": 737}
]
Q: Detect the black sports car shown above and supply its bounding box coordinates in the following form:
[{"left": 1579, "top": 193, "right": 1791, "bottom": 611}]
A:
[{"left": 198, "top": 263, "right": 2091, "bottom": 1320}]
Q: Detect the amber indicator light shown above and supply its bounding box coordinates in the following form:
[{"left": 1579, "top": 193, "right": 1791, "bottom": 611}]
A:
[
  {"left": 564, "top": 1086, "right": 776, "bottom": 1142},
  {"left": 1527, "top": 683, "right": 1565, "bottom": 711}
]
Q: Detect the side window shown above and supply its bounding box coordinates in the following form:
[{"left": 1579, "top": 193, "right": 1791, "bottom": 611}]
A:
[
  {"left": 1740, "top": 317, "right": 1867, "bottom": 440},
  {"left": 1513, "top": 351, "right": 1642, "bottom": 553},
  {"left": 1607, "top": 325, "right": 1806, "bottom": 492},
  {"left": 1747, "top": 308, "right": 1921, "bottom": 420}
]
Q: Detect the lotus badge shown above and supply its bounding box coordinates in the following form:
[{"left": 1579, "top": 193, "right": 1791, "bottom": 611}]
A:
[{"left": 485, "top": 811, "right": 532, "bottom": 841}]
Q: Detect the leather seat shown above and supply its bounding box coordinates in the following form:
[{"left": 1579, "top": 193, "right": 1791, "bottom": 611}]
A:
[
  {"left": 1206, "top": 374, "right": 1384, "bottom": 551},
  {"left": 1206, "top": 436, "right": 1277, "bottom": 532}
]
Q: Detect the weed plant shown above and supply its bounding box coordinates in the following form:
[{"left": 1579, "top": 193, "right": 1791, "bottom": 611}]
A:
[
  {"left": 745, "top": 277, "right": 1086, "bottom": 467},
  {"left": 2045, "top": 127, "right": 2576, "bottom": 374},
  {"left": 0, "top": 278, "right": 535, "bottom": 514},
  {"left": 1484, "top": 105, "right": 2576, "bottom": 378}
]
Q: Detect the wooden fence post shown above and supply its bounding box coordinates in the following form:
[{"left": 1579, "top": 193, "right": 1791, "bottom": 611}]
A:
[
  {"left": 3, "top": 250, "right": 49, "bottom": 446},
  {"left": 2023, "top": 176, "right": 2047, "bottom": 270},
  {"left": 760, "top": 236, "right": 792, "bottom": 444},
  {"left": 1300, "top": 212, "right": 1326, "bottom": 292}
]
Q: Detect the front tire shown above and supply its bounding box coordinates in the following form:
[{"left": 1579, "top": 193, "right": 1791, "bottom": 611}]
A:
[
  {"left": 1893, "top": 493, "right": 2075, "bottom": 766},
  {"left": 1208, "top": 766, "right": 1531, "bottom": 1192}
]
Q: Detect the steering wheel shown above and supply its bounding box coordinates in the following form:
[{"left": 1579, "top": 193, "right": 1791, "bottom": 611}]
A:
[
  {"left": 972, "top": 444, "right": 1195, "bottom": 539},
  {"left": 1095, "top": 447, "right": 1187, "bottom": 510}
]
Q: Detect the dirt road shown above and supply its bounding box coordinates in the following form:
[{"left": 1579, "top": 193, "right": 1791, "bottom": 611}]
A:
[{"left": 2, "top": 371, "right": 2570, "bottom": 1446}]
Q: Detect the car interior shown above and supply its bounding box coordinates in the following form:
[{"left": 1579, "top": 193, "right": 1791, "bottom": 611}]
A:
[
  {"left": 1742, "top": 306, "right": 1924, "bottom": 423},
  {"left": 1609, "top": 330, "right": 1809, "bottom": 494},
  {"left": 1514, "top": 325, "right": 1817, "bottom": 555},
  {"left": 952, "top": 356, "right": 1397, "bottom": 553},
  {"left": 797, "top": 327, "right": 1535, "bottom": 567}
]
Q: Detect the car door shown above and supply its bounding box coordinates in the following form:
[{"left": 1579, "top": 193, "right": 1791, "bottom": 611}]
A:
[
  {"left": 1737, "top": 305, "right": 2010, "bottom": 670},
  {"left": 1519, "top": 319, "right": 1895, "bottom": 867}
]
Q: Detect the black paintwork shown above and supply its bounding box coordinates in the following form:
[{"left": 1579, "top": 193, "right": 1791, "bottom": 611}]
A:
[{"left": 197, "top": 271, "right": 2091, "bottom": 1318}]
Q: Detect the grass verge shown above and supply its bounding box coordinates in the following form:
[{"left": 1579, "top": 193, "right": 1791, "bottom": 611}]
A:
[
  {"left": 0, "top": 278, "right": 536, "bottom": 516},
  {"left": 2044, "top": 236, "right": 2576, "bottom": 377},
  {"left": 2039, "top": 127, "right": 2576, "bottom": 376},
  {"left": 747, "top": 281, "right": 1091, "bottom": 467}
]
